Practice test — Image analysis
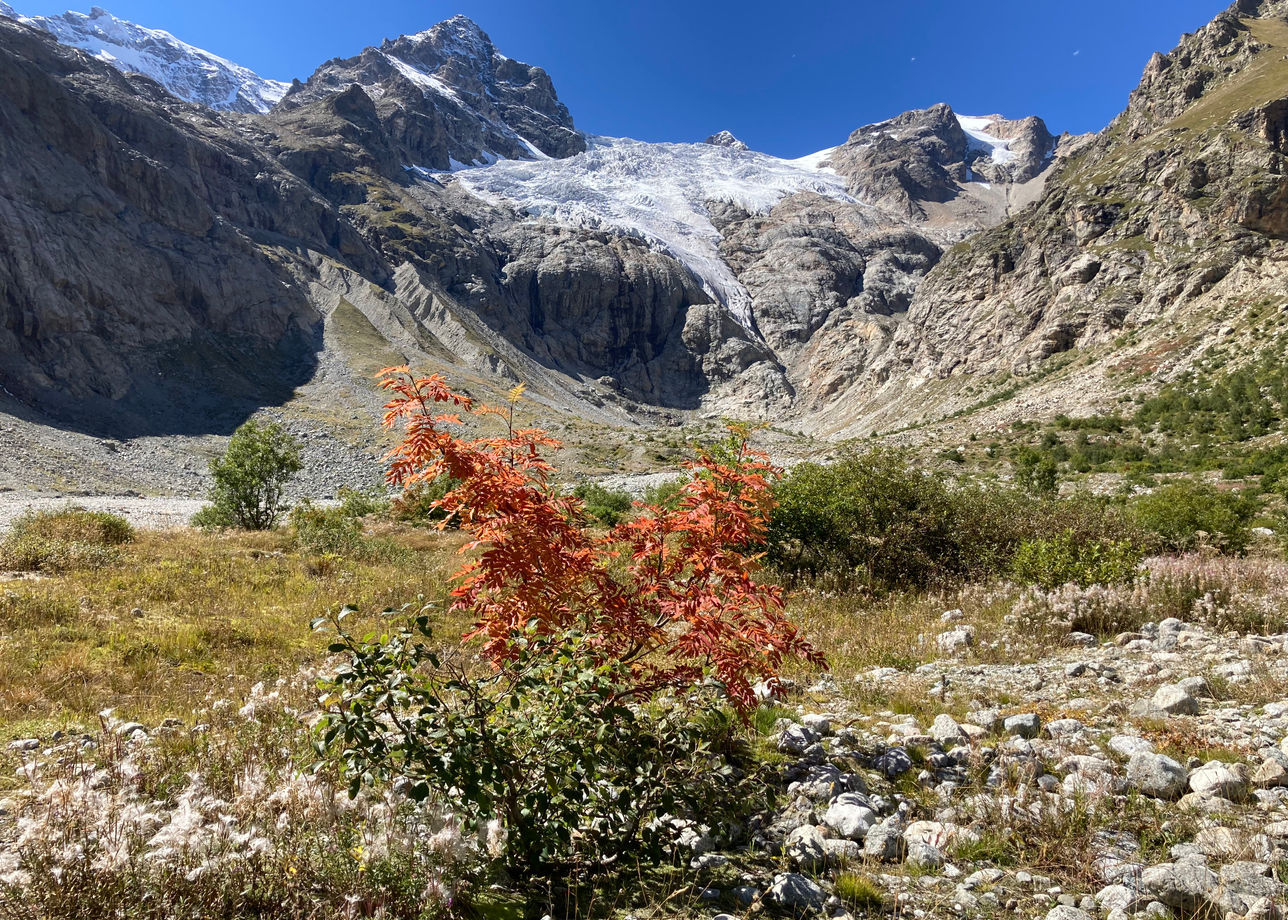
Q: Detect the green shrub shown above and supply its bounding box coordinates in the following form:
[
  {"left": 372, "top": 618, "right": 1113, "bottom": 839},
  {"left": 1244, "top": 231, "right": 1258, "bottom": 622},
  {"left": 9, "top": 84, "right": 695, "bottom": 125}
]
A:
[
  {"left": 316, "top": 610, "right": 748, "bottom": 888},
  {"left": 193, "top": 420, "right": 302, "bottom": 530},
  {"left": 571, "top": 481, "right": 634, "bottom": 527},
  {"left": 768, "top": 447, "right": 962, "bottom": 589},
  {"left": 642, "top": 477, "right": 686, "bottom": 511},
  {"left": 1011, "top": 530, "right": 1144, "bottom": 589},
  {"left": 290, "top": 501, "right": 407, "bottom": 563},
  {"left": 0, "top": 506, "right": 133, "bottom": 572},
  {"left": 9, "top": 506, "right": 134, "bottom": 545},
  {"left": 335, "top": 486, "right": 389, "bottom": 519},
  {"left": 390, "top": 475, "right": 459, "bottom": 525},
  {"left": 1014, "top": 447, "right": 1059, "bottom": 496},
  {"left": 1130, "top": 480, "right": 1258, "bottom": 554}
]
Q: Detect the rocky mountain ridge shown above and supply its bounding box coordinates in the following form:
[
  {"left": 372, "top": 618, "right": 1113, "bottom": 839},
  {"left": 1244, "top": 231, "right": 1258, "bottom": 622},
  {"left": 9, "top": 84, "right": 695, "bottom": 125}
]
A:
[
  {"left": 0, "top": 1, "right": 1280, "bottom": 488},
  {"left": 0, "top": 3, "right": 287, "bottom": 112}
]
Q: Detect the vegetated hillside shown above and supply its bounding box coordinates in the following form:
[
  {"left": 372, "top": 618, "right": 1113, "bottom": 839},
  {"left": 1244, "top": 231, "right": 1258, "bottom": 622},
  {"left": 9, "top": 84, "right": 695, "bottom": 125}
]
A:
[{"left": 832, "top": 0, "right": 1288, "bottom": 442}]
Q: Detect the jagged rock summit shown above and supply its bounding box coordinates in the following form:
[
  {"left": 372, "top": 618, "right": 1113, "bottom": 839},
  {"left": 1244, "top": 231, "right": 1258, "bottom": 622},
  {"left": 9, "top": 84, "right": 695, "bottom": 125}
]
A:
[
  {"left": 705, "top": 130, "right": 750, "bottom": 150},
  {"left": 277, "top": 13, "right": 584, "bottom": 169},
  {"left": 0, "top": 3, "right": 288, "bottom": 112}
]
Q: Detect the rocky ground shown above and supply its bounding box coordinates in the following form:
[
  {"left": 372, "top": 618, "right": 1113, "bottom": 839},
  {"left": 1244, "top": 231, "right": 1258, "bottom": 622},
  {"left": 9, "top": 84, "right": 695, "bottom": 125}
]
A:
[
  {"left": 7, "top": 599, "right": 1288, "bottom": 918},
  {"left": 682, "top": 614, "right": 1288, "bottom": 919}
]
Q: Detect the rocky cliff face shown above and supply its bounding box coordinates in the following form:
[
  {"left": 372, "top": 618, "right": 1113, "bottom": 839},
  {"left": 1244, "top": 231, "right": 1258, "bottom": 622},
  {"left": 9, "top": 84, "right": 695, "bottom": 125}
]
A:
[
  {"left": 878, "top": 0, "right": 1288, "bottom": 407},
  {"left": 8, "top": 2, "right": 1273, "bottom": 458},
  {"left": 0, "top": 18, "right": 374, "bottom": 434}
]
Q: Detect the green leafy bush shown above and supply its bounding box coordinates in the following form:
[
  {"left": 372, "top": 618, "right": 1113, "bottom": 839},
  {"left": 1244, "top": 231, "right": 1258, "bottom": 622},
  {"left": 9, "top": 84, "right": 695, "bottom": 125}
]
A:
[
  {"left": 570, "top": 481, "right": 634, "bottom": 526},
  {"left": 1130, "top": 480, "right": 1258, "bottom": 554},
  {"left": 315, "top": 609, "right": 748, "bottom": 888},
  {"left": 0, "top": 506, "right": 133, "bottom": 572},
  {"left": 290, "top": 500, "right": 407, "bottom": 563},
  {"left": 193, "top": 420, "right": 302, "bottom": 530},
  {"left": 1011, "top": 530, "right": 1144, "bottom": 589},
  {"left": 390, "top": 475, "right": 460, "bottom": 525},
  {"left": 335, "top": 486, "right": 389, "bottom": 519},
  {"left": 768, "top": 447, "right": 962, "bottom": 589},
  {"left": 642, "top": 477, "right": 686, "bottom": 511}
]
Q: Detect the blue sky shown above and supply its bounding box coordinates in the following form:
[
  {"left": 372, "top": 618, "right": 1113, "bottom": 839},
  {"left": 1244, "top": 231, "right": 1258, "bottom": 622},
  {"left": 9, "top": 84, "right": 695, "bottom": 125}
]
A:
[{"left": 16, "top": 0, "right": 1228, "bottom": 157}]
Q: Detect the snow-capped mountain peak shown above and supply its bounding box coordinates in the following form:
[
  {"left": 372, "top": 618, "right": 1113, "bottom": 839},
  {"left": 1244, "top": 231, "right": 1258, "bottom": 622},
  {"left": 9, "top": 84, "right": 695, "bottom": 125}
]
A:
[
  {"left": 408, "top": 14, "right": 492, "bottom": 61},
  {"left": 2, "top": 4, "right": 288, "bottom": 113}
]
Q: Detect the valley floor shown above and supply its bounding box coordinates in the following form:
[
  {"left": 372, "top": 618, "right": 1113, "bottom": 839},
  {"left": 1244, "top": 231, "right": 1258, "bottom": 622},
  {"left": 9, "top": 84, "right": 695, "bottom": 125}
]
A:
[{"left": 2, "top": 517, "right": 1288, "bottom": 918}]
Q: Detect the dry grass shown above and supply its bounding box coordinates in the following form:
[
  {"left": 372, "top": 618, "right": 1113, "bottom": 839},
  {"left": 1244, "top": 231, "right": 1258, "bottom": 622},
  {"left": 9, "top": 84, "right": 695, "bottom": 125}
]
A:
[
  {"left": 783, "top": 581, "right": 1026, "bottom": 683},
  {"left": 0, "top": 526, "right": 469, "bottom": 739}
]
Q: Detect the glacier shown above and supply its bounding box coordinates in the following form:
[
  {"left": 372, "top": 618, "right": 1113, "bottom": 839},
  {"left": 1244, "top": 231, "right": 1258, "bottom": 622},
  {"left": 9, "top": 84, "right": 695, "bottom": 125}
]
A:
[{"left": 445, "top": 135, "right": 855, "bottom": 331}]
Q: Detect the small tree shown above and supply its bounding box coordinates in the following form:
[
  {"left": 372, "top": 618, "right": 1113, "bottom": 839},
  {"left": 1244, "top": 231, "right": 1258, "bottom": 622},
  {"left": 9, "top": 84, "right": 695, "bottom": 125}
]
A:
[{"left": 194, "top": 420, "right": 302, "bottom": 530}]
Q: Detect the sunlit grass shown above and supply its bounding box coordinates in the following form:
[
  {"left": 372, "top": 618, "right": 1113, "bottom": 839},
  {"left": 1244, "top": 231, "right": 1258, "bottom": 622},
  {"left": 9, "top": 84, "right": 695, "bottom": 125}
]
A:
[{"left": 0, "top": 526, "right": 469, "bottom": 734}]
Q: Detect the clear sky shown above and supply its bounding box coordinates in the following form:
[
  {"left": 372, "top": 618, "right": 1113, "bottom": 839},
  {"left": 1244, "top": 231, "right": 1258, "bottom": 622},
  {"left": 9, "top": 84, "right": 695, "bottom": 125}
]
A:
[{"left": 14, "top": 0, "right": 1230, "bottom": 157}]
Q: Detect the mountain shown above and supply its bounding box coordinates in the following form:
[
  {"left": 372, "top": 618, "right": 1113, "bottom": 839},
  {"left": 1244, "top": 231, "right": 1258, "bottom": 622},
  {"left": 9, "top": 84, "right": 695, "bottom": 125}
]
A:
[
  {"left": 276, "top": 13, "right": 584, "bottom": 168},
  {"left": 0, "top": 4, "right": 287, "bottom": 113},
  {"left": 6, "top": 1, "right": 1279, "bottom": 490},
  {"left": 836, "top": 0, "right": 1288, "bottom": 439}
]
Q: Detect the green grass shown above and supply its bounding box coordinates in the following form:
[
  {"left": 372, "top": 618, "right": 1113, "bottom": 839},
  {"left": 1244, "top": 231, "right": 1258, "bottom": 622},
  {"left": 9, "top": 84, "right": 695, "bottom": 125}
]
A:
[{"left": 0, "top": 526, "right": 467, "bottom": 734}]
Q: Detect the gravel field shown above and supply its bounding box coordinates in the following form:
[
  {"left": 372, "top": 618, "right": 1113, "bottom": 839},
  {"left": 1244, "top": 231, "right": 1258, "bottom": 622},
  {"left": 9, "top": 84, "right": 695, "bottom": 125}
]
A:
[{"left": 0, "top": 493, "right": 207, "bottom": 533}]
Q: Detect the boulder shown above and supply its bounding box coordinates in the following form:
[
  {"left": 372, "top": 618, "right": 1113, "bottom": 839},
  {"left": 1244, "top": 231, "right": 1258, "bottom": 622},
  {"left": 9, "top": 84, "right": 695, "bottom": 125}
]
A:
[
  {"left": 1188, "top": 761, "right": 1249, "bottom": 801},
  {"left": 1004, "top": 713, "right": 1041, "bottom": 739},
  {"left": 1126, "top": 753, "right": 1188, "bottom": 800},
  {"left": 930, "top": 713, "right": 967, "bottom": 746},
  {"left": 767, "top": 873, "right": 827, "bottom": 911},
  {"left": 785, "top": 824, "right": 827, "bottom": 872},
  {"left": 1140, "top": 862, "right": 1218, "bottom": 912},
  {"left": 822, "top": 794, "right": 876, "bottom": 841},
  {"left": 1151, "top": 685, "right": 1199, "bottom": 716}
]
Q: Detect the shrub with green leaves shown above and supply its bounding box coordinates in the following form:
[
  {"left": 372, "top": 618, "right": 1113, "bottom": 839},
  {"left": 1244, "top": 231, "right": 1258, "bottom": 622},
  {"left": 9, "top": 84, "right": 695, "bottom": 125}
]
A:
[
  {"left": 1130, "top": 480, "right": 1258, "bottom": 554},
  {"left": 335, "top": 486, "right": 389, "bottom": 519},
  {"left": 1011, "top": 530, "right": 1144, "bottom": 589},
  {"left": 390, "top": 475, "right": 460, "bottom": 525},
  {"left": 314, "top": 608, "right": 749, "bottom": 889},
  {"left": 290, "top": 500, "right": 408, "bottom": 563},
  {"left": 0, "top": 506, "right": 133, "bottom": 572},
  {"left": 570, "top": 481, "right": 634, "bottom": 526},
  {"left": 767, "top": 447, "right": 964, "bottom": 588},
  {"left": 193, "top": 420, "right": 302, "bottom": 530}
]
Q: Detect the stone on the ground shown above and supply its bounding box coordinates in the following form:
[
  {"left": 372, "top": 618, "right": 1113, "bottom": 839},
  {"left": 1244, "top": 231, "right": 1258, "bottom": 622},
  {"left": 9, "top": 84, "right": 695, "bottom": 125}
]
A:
[
  {"left": 1108, "top": 735, "right": 1155, "bottom": 757},
  {"left": 930, "top": 713, "right": 967, "bottom": 746},
  {"left": 822, "top": 794, "right": 876, "bottom": 840},
  {"left": 1141, "top": 862, "right": 1218, "bottom": 912},
  {"left": 937, "top": 626, "right": 975, "bottom": 653},
  {"left": 1126, "top": 752, "right": 1189, "bottom": 800},
  {"left": 785, "top": 824, "right": 826, "bottom": 872},
  {"left": 1045, "top": 907, "right": 1094, "bottom": 920},
  {"left": 801, "top": 713, "right": 831, "bottom": 735},
  {"left": 1252, "top": 757, "right": 1288, "bottom": 788},
  {"left": 874, "top": 748, "right": 913, "bottom": 777},
  {"left": 767, "top": 873, "right": 826, "bottom": 911},
  {"left": 1188, "top": 761, "right": 1249, "bottom": 801},
  {"left": 863, "top": 822, "right": 905, "bottom": 862},
  {"left": 1004, "top": 713, "right": 1041, "bottom": 739},
  {"left": 1151, "top": 685, "right": 1199, "bottom": 716},
  {"left": 778, "top": 723, "right": 820, "bottom": 755},
  {"left": 907, "top": 840, "right": 945, "bottom": 869}
]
